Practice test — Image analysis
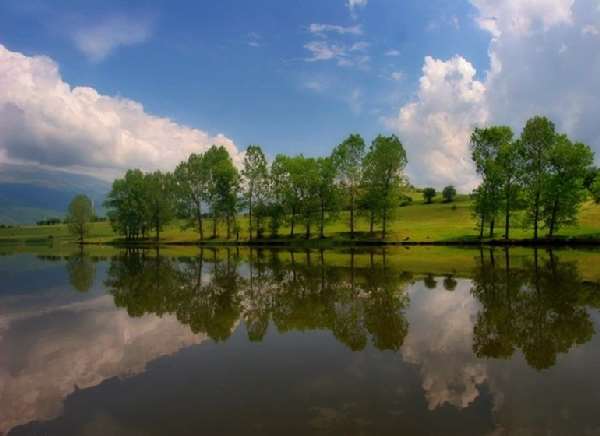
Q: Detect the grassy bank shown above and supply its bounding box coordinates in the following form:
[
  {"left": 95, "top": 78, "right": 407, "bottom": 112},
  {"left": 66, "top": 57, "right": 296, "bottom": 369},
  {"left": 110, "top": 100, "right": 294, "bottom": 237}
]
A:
[{"left": 2, "top": 194, "right": 600, "bottom": 246}]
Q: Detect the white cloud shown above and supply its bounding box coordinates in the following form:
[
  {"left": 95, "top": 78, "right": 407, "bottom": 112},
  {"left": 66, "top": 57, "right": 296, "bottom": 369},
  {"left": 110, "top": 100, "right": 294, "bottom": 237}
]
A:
[
  {"left": 247, "top": 32, "right": 262, "bottom": 47},
  {"left": 472, "top": 0, "right": 574, "bottom": 37},
  {"left": 389, "top": 0, "right": 600, "bottom": 190},
  {"left": 390, "top": 71, "right": 404, "bottom": 81},
  {"left": 387, "top": 56, "right": 486, "bottom": 191},
  {"left": 304, "top": 40, "right": 370, "bottom": 69},
  {"left": 402, "top": 280, "right": 487, "bottom": 410},
  {"left": 71, "top": 15, "right": 155, "bottom": 62},
  {"left": 385, "top": 49, "right": 400, "bottom": 57},
  {"left": 309, "top": 23, "right": 363, "bottom": 36},
  {"left": 582, "top": 24, "right": 599, "bottom": 36},
  {"left": 347, "top": 0, "right": 368, "bottom": 12},
  {"left": 0, "top": 44, "right": 242, "bottom": 180}
]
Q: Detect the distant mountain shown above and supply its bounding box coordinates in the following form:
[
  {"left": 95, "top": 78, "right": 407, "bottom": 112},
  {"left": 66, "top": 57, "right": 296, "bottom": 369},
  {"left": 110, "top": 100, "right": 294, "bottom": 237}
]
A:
[{"left": 0, "top": 164, "right": 111, "bottom": 224}]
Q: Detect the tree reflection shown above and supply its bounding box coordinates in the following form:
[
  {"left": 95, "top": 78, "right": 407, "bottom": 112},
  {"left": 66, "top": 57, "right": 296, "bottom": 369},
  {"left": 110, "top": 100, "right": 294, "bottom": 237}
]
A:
[
  {"left": 472, "top": 248, "right": 600, "bottom": 369},
  {"left": 102, "top": 248, "right": 411, "bottom": 351},
  {"left": 66, "top": 251, "right": 96, "bottom": 293}
]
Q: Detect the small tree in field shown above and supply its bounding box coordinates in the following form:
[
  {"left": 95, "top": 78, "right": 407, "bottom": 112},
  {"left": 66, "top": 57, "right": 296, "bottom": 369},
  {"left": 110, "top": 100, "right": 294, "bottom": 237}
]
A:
[
  {"left": 442, "top": 185, "right": 457, "bottom": 203},
  {"left": 66, "top": 194, "right": 94, "bottom": 242},
  {"left": 423, "top": 188, "right": 436, "bottom": 204},
  {"left": 592, "top": 178, "right": 600, "bottom": 204}
]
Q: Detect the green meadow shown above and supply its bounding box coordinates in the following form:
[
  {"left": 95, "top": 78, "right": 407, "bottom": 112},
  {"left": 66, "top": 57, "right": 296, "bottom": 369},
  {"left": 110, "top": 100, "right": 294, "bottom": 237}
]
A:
[{"left": 2, "top": 193, "right": 599, "bottom": 245}]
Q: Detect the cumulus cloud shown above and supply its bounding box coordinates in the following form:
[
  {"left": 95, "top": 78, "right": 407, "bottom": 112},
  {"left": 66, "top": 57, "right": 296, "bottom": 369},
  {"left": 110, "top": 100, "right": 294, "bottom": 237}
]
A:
[
  {"left": 0, "top": 44, "right": 241, "bottom": 180},
  {"left": 70, "top": 15, "right": 155, "bottom": 62},
  {"left": 387, "top": 56, "right": 486, "bottom": 191},
  {"left": 389, "top": 0, "right": 600, "bottom": 190}
]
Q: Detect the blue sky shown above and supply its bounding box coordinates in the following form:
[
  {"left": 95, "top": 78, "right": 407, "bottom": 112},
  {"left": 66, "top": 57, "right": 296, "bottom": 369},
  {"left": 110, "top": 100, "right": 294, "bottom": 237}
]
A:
[{"left": 0, "top": 0, "right": 598, "bottom": 190}]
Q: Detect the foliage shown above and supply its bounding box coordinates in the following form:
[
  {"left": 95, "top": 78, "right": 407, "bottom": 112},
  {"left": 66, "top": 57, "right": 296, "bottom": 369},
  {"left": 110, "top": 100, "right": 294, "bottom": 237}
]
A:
[
  {"left": 442, "top": 185, "right": 457, "bottom": 203},
  {"left": 66, "top": 194, "right": 94, "bottom": 242},
  {"left": 331, "top": 133, "right": 366, "bottom": 238},
  {"left": 241, "top": 145, "right": 269, "bottom": 239},
  {"left": 423, "top": 188, "right": 436, "bottom": 204}
]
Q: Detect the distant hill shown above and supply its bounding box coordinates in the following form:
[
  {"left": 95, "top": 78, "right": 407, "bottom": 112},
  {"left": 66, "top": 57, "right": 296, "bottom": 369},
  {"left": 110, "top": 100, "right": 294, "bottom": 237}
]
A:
[{"left": 0, "top": 164, "right": 111, "bottom": 225}]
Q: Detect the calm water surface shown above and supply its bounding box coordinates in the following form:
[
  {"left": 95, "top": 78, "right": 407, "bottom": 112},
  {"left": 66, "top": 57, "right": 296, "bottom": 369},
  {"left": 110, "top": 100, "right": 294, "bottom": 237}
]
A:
[{"left": 1, "top": 247, "right": 600, "bottom": 435}]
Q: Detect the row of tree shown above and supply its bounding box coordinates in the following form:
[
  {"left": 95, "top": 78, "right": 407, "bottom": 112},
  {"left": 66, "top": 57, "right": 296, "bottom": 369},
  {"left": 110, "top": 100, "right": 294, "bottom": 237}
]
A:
[
  {"left": 102, "top": 134, "right": 408, "bottom": 240},
  {"left": 471, "top": 116, "right": 596, "bottom": 240}
]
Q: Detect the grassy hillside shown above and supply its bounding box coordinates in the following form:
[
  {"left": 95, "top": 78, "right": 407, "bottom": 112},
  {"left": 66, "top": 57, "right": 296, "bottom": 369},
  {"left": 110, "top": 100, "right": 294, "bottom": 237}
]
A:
[{"left": 1, "top": 194, "right": 599, "bottom": 244}]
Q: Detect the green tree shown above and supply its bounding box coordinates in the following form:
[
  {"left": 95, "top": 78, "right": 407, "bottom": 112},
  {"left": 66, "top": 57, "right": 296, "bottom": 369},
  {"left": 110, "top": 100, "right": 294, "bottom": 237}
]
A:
[
  {"left": 66, "top": 194, "right": 94, "bottom": 242},
  {"left": 204, "top": 146, "right": 239, "bottom": 238},
  {"left": 241, "top": 145, "right": 269, "bottom": 240},
  {"left": 442, "top": 185, "right": 457, "bottom": 203},
  {"left": 361, "top": 135, "right": 407, "bottom": 239},
  {"left": 332, "top": 134, "right": 366, "bottom": 239},
  {"left": 315, "top": 157, "right": 340, "bottom": 238},
  {"left": 173, "top": 153, "right": 209, "bottom": 240},
  {"left": 144, "top": 171, "right": 176, "bottom": 241},
  {"left": 104, "top": 169, "right": 148, "bottom": 240},
  {"left": 591, "top": 177, "right": 600, "bottom": 204},
  {"left": 540, "top": 136, "right": 593, "bottom": 236},
  {"left": 271, "top": 155, "right": 303, "bottom": 238},
  {"left": 520, "top": 116, "right": 555, "bottom": 240},
  {"left": 471, "top": 126, "right": 513, "bottom": 238},
  {"left": 423, "top": 187, "right": 436, "bottom": 204}
]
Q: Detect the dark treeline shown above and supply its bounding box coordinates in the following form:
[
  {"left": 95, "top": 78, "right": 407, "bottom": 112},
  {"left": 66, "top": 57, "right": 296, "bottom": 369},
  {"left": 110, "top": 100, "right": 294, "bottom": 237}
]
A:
[
  {"left": 97, "top": 115, "right": 598, "bottom": 243},
  {"left": 471, "top": 116, "right": 596, "bottom": 240},
  {"left": 102, "top": 134, "right": 408, "bottom": 241}
]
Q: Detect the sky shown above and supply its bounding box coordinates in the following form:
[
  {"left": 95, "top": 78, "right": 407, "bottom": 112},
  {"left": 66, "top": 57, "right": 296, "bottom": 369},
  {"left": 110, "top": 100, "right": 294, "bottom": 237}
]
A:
[{"left": 0, "top": 0, "right": 599, "bottom": 191}]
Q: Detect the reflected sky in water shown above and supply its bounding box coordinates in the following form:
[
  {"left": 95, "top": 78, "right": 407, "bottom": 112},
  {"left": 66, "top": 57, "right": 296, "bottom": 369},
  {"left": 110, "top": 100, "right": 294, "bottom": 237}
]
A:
[{"left": 1, "top": 248, "right": 600, "bottom": 435}]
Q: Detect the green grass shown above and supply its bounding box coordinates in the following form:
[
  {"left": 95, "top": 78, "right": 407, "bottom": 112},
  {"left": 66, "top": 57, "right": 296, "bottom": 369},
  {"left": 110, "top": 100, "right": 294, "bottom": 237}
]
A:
[{"left": 1, "top": 195, "right": 599, "bottom": 245}]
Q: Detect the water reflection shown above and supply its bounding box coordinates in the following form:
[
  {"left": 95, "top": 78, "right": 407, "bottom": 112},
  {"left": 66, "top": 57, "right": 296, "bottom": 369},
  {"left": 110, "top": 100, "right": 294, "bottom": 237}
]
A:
[
  {"left": 104, "top": 248, "right": 411, "bottom": 352},
  {"left": 472, "top": 248, "right": 600, "bottom": 369},
  {"left": 2, "top": 247, "right": 600, "bottom": 435}
]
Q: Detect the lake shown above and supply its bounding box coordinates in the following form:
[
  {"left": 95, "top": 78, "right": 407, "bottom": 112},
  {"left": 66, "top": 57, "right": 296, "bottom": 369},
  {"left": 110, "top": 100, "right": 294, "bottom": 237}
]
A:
[{"left": 1, "top": 246, "right": 600, "bottom": 435}]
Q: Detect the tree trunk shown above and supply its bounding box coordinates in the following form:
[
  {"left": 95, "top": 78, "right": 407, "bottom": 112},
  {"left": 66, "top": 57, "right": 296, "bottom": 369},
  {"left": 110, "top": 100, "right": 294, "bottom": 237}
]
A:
[
  {"left": 290, "top": 209, "right": 295, "bottom": 238},
  {"left": 549, "top": 197, "right": 559, "bottom": 237},
  {"left": 382, "top": 208, "right": 387, "bottom": 240},
  {"left": 504, "top": 188, "right": 510, "bottom": 240},
  {"left": 489, "top": 218, "right": 495, "bottom": 239},
  {"left": 212, "top": 214, "right": 217, "bottom": 239},
  {"left": 533, "top": 191, "right": 540, "bottom": 241},
  {"left": 156, "top": 212, "right": 160, "bottom": 242},
  {"left": 196, "top": 204, "right": 204, "bottom": 241},
  {"left": 248, "top": 197, "right": 253, "bottom": 241},
  {"left": 226, "top": 215, "right": 231, "bottom": 239},
  {"left": 479, "top": 214, "right": 485, "bottom": 239},
  {"left": 320, "top": 199, "right": 325, "bottom": 238},
  {"left": 305, "top": 221, "right": 310, "bottom": 239},
  {"left": 350, "top": 190, "right": 355, "bottom": 239}
]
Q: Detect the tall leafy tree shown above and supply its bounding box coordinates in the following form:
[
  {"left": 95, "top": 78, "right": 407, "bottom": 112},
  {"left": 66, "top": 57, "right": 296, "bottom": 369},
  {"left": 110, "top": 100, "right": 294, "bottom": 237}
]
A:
[
  {"left": 174, "top": 153, "right": 209, "bottom": 239},
  {"left": 241, "top": 145, "right": 269, "bottom": 240},
  {"left": 144, "top": 171, "right": 176, "bottom": 241},
  {"left": 361, "top": 135, "right": 407, "bottom": 239},
  {"left": 66, "top": 194, "right": 94, "bottom": 242},
  {"left": 332, "top": 134, "right": 366, "bottom": 239},
  {"left": 104, "top": 169, "right": 148, "bottom": 240},
  {"left": 471, "top": 126, "right": 513, "bottom": 238},
  {"left": 271, "top": 155, "right": 303, "bottom": 238},
  {"left": 204, "top": 145, "right": 240, "bottom": 239},
  {"left": 315, "top": 157, "right": 340, "bottom": 238},
  {"left": 540, "top": 136, "right": 593, "bottom": 236},
  {"left": 520, "top": 116, "right": 556, "bottom": 240}
]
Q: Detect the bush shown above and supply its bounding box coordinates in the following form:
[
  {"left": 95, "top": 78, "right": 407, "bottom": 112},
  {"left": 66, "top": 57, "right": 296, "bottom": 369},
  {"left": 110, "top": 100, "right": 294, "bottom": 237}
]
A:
[
  {"left": 442, "top": 185, "right": 457, "bottom": 203},
  {"left": 423, "top": 188, "right": 436, "bottom": 204}
]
